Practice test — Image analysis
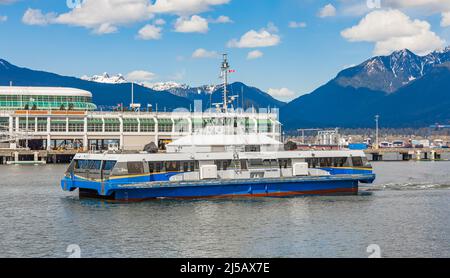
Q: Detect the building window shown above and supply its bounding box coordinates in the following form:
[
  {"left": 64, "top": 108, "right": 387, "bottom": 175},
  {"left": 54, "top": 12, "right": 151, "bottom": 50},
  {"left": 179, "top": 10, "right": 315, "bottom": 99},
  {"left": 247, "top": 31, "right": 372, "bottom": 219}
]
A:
[
  {"left": 139, "top": 118, "right": 155, "bottom": 133},
  {"left": 123, "top": 124, "right": 138, "bottom": 132},
  {"left": 87, "top": 124, "right": 103, "bottom": 132},
  {"left": 140, "top": 124, "right": 155, "bottom": 132},
  {"left": 158, "top": 125, "right": 172, "bottom": 132},
  {"left": 36, "top": 118, "right": 47, "bottom": 132},
  {"left": 68, "top": 123, "right": 84, "bottom": 132},
  {"left": 104, "top": 119, "right": 120, "bottom": 132},
  {"left": 105, "top": 124, "right": 120, "bottom": 132},
  {"left": 37, "top": 124, "right": 47, "bottom": 132},
  {"left": 0, "top": 117, "right": 9, "bottom": 131},
  {"left": 51, "top": 123, "right": 67, "bottom": 132},
  {"left": 157, "top": 119, "right": 173, "bottom": 133},
  {"left": 174, "top": 119, "right": 189, "bottom": 133},
  {"left": 123, "top": 119, "right": 139, "bottom": 133}
]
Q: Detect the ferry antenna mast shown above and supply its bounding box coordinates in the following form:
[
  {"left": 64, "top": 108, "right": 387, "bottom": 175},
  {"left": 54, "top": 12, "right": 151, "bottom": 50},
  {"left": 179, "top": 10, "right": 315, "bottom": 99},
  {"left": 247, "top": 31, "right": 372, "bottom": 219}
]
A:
[{"left": 221, "top": 54, "right": 230, "bottom": 113}]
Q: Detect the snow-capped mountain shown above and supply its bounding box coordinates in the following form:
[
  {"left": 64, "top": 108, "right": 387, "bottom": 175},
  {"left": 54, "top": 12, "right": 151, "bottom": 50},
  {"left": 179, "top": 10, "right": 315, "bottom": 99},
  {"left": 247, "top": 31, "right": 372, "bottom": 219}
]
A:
[
  {"left": 336, "top": 47, "right": 450, "bottom": 93},
  {"left": 81, "top": 72, "right": 127, "bottom": 84},
  {"left": 146, "top": 82, "right": 219, "bottom": 98},
  {"left": 78, "top": 75, "right": 219, "bottom": 98},
  {"left": 149, "top": 81, "right": 189, "bottom": 92}
]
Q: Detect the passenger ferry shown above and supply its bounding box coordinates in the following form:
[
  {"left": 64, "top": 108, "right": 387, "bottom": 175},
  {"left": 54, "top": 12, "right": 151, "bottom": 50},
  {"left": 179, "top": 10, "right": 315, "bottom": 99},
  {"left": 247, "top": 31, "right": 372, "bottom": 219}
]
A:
[
  {"left": 60, "top": 55, "right": 375, "bottom": 201},
  {"left": 60, "top": 132, "right": 375, "bottom": 201}
]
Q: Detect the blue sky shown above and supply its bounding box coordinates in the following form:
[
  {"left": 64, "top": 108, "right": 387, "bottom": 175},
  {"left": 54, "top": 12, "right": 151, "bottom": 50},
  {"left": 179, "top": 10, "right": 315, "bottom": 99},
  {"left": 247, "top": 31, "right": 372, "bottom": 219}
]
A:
[{"left": 1, "top": 0, "right": 450, "bottom": 101}]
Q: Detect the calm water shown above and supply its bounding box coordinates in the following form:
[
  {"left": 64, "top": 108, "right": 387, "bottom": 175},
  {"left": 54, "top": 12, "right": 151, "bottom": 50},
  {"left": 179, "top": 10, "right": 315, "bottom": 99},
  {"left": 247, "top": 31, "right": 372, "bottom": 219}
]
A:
[{"left": 0, "top": 162, "right": 449, "bottom": 258}]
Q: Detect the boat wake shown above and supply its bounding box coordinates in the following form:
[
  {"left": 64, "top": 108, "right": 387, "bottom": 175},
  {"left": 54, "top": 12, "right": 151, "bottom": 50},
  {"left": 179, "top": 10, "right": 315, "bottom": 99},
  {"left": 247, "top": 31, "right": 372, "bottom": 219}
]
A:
[{"left": 364, "top": 182, "right": 450, "bottom": 191}]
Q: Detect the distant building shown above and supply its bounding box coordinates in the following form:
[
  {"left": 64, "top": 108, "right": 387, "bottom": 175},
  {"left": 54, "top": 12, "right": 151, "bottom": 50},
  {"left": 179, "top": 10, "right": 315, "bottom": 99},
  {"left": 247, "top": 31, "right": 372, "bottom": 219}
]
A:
[
  {"left": 0, "top": 86, "right": 281, "bottom": 151},
  {"left": 0, "top": 86, "right": 97, "bottom": 111}
]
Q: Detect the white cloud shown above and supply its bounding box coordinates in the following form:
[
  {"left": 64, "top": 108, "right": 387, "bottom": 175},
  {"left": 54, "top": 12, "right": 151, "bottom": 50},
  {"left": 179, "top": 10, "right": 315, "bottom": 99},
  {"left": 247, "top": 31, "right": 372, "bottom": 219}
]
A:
[
  {"left": 53, "top": 0, "right": 154, "bottom": 34},
  {"left": 341, "top": 9, "right": 445, "bottom": 55},
  {"left": 19, "top": 0, "right": 231, "bottom": 35},
  {"left": 170, "top": 69, "right": 187, "bottom": 81},
  {"left": 22, "top": 8, "right": 57, "bottom": 26},
  {"left": 0, "top": 15, "right": 7, "bottom": 22},
  {"left": 154, "top": 18, "right": 166, "bottom": 25},
  {"left": 192, "top": 48, "right": 218, "bottom": 58},
  {"left": 267, "top": 88, "right": 296, "bottom": 101},
  {"left": 342, "top": 0, "right": 450, "bottom": 16},
  {"left": 442, "top": 12, "right": 450, "bottom": 27},
  {"left": 383, "top": 0, "right": 450, "bottom": 12},
  {"left": 174, "top": 15, "right": 208, "bottom": 33},
  {"left": 210, "top": 15, "right": 232, "bottom": 24},
  {"left": 126, "top": 70, "right": 157, "bottom": 82},
  {"left": 137, "top": 24, "right": 162, "bottom": 40},
  {"left": 247, "top": 50, "right": 263, "bottom": 60},
  {"left": 94, "top": 23, "right": 118, "bottom": 34},
  {"left": 288, "top": 21, "right": 306, "bottom": 28},
  {"left": 318, "top": 4, "right": 336, "bottom": 18},
  {"left": 149, "top": 0, "right": 230, "bottom": 16},
  {"left": 227, "top": 23, "right": 280, "bottom": 48}
]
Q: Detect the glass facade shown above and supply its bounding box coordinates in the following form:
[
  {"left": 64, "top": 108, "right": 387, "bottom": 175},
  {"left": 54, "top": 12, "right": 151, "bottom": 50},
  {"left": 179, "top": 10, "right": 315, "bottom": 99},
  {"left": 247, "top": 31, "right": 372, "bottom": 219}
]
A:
[
  {"left": 1, "top": 115, "right": 278, "bottom": 137},
  {"left": 0, "top": 94, "right": 96, "bottom": 111},
  {"left": 158, "top": 119, "right": 173, "bottom": 132},
  {"left": 50, "top": 119, "right": 67, "bottom": 132},
  {"left": 104, "top": 118, "right": 120, "bottom": 132},
  {"left": 0, "top": 117, "right": 9, "bottom": 131},
  {"left": 123, "top": 118, "right": 138, "bottom": 132},
  {"left": 87, "top": 118, "right": 103, "bottom": 132},
  {"left": 139, "top": 118, "right": 155, "bottom": 133}
]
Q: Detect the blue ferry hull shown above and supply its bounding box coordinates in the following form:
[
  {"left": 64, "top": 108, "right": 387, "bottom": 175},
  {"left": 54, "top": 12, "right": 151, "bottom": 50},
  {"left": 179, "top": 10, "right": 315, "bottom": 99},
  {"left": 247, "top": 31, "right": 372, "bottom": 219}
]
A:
[{"left": 61, "top": 174, "right": 375, "bottom": 202}]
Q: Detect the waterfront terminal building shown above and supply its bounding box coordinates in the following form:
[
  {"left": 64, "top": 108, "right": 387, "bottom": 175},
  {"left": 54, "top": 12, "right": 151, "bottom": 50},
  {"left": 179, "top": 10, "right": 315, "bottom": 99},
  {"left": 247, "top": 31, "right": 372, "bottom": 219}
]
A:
[{"left": 0, "top": 86, "right": 281, "bottom": 156}]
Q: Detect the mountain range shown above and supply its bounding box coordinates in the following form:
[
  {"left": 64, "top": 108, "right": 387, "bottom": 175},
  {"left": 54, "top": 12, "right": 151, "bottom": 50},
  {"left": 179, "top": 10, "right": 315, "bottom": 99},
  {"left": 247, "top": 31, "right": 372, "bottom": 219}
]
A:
[
  {"left": 0, "top": 59, "right": 282, "bottom": 111},
  {"left": 1, "top": 47, "right": 450, "bottom": 129},
  {"left": 79, "top": 73, "right": 285, "bottom": 109},
  {"left": 281, "top": 47, "right": 450, "bottom": 129}
]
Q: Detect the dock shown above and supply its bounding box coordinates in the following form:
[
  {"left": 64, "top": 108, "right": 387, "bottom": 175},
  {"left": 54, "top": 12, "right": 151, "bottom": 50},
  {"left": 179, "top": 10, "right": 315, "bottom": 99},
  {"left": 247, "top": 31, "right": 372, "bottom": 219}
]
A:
[
  {"left": 364, "top": 148, "right": 450, "bottom": 161},
  {"left": 0, "top": 149, "right": 78, "bottom": 165},
  {"left": 2, "top": 147, "right": 449, "bottom": 165}
]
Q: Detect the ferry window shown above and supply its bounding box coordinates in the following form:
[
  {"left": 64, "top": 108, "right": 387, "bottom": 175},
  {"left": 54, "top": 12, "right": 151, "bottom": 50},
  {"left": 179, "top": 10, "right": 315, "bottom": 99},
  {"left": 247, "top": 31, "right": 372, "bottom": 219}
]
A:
[
  {"left": 75, "top": 160, "right": 88, "bottom": 169},
  {"left": 127, "top": 162, "right": 144, "bottom": 174},
  {"left": 240, "top": 160, "right": 248, "bottom": 170},
  {"left": 245, "top": 145, "right": 261, "bottom": 152},
  {"left": 352, "top": 157, "right": 364, "bottom": 167},
  {"left": 333, "top": 157, "right": 347, "bottom": 167},
  {"left": 165, "top": 161, "right": 180, "bottom": 172},
  {"left": 319, "top": 157, "right": 333, "bottom": 167},
  {"left": 154, "top": 162, "right": 164, "bottom": 173},
  {"left": 249, "top": 159, "right": 264, "bottom": 168},
  {"left": 278, "top": 159, "right": 291, "bottom": 169},
  {"left": 306, "top": 158, "right": 319, "bottom": 168},
  {"left": 183, "top": 162, "right": 189, "bottom": 172},
  {"left": 88, "top": 160, "right": 101, "bottom": 170},
  {"left": 362, "top": 157, "right": 371, "bottom": 168},
  {"left": 75, "top": 160, "right": 101, "bottom": 170},
  {"left": 263, "top": 159, "right": 277, "bottom": 168},
  {"left": 223, "top": 160, "right": 233, "bottom": 170},
  {"left": 148, "top": 162, "right": 155, "bottom": 173},
  {"left": 102, "top": 161, "right": 117, "bottom": 171}
]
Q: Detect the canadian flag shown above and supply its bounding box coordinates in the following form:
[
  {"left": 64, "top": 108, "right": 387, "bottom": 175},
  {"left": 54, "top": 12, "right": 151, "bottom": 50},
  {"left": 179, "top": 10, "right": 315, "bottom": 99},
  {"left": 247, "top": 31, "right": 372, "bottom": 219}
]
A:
[{"left": 228, "top": 69, "right": 236, "bottom": 73}]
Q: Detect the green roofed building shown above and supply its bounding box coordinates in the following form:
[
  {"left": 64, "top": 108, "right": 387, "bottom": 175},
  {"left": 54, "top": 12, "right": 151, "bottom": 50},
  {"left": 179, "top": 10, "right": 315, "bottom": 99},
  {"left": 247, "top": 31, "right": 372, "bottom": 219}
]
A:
[
  {"left": 0, "top": 86, "right": 281, "bottom": 153},
  {"left": 0, "top": 86, "right": 96, "bottom": 111}
]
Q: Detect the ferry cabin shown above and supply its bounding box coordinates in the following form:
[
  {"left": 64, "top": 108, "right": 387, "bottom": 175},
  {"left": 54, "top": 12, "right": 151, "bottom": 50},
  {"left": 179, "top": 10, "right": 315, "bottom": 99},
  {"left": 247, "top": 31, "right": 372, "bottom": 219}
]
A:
[{"left": 62, "top": 150, "right": 374, "bottom": 200}]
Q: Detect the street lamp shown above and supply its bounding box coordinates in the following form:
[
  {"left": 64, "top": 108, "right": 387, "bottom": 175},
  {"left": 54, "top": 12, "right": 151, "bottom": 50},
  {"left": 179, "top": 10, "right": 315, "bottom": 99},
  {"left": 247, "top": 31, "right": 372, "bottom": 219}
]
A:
[{"left": 375, "top": 115, "right": 380, "bottom": 150}]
